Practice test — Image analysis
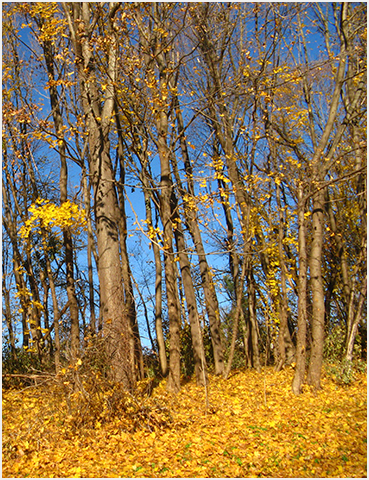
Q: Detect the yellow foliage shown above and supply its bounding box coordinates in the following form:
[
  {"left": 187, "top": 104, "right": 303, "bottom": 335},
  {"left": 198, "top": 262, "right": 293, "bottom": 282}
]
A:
[
  {"left": 2, "top": 367, "right": 366, "bottom": 478},
  {"left": 19, "top": 198, "right": 87, "bottom": 239}
]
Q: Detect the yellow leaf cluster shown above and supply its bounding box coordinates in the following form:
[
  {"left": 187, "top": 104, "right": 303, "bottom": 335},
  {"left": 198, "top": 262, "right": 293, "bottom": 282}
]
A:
[
  {"left": 182, "top": 193, "right": 198, "bottom": 212},
  {"left": 19, "top": 198, "right": 87, "bottom": 239}
]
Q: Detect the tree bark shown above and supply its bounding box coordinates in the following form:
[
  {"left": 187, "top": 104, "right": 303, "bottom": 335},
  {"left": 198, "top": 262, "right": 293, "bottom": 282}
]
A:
[
  {"left": 2, "top": 254, "right": 17, "bottom": 361},
  {"left": 307, "top": 188, "right": 325, "bottom": 389},
  {"left": 173, "top": 218, "right": 208, "bottom": 386},
  {"left": 248, "top": 267, "right": 261, "bottom": 372},
  {"left": 275, "top": 182, "right": 295, "bottom": 371},
  {"left": 81, "top": 164, "right": 97, "bottom": 333},
  {"left": 158, "top": 137, "right": 181, "bottom": 393},
  {"left": 224, "top": 260, "right": 247, "bottom": 379},
  {"left": 42, "top": 234, "right": 61, "bottom": 372},
  {"left": 305, "top": 3, "right": 349, "bottom": 389},
  {"left": 345, "top": 281, "right": 367, "bottom": 363},
  {"left": 292, "top": 185, "right": 308, "bottom": 395}
]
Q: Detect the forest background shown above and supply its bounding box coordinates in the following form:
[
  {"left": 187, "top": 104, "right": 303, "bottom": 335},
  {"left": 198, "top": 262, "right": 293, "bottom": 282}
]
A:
[
  {"left": 2, "top": 2, "right": 367, "bottom": 394},
  {"left": 2, "top": 2, "right": 367, "bottom": 478}
]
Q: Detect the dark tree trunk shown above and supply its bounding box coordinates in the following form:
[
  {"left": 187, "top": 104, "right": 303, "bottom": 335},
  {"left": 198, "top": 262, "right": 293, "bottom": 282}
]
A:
[{"left": 292, "top": 186, "right": 308, "bottom": 395}]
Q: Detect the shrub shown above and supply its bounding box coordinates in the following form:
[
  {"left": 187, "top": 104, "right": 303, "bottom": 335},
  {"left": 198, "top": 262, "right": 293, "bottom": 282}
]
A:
[
  {"left": 324, "top": 324, "right": 346, "bottom": 363},
  {"left": 324, "top": 358, "right": 366, "bottom": 385}
]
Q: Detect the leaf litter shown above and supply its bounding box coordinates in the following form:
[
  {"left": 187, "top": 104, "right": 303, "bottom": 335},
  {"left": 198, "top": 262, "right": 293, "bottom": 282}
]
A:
[{"left": 2, "top": 366, "right": 366, "bottom": 478}]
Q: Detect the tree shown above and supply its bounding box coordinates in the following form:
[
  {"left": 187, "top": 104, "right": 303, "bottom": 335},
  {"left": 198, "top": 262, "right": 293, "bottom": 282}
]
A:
[
  {"left": 29, "top": 4, "right": 80, "bottom": 361},
  {"left": 261, "top": 2, "right": 366, "bottom": 390},
  {"left": 190, "top": 3, "right": 262, "bottom": 375},
  {"left": 63, "top": 2, "right": 142, "bottom": 387}
]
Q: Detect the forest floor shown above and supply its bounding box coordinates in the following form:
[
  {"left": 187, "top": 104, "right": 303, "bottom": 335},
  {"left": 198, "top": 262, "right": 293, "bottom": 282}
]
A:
[{"left": 2, "top": 365, "right": 367, "bottom": 478}]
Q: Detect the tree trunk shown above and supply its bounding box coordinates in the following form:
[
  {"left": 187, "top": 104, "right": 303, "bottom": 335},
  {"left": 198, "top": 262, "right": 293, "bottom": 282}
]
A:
[
  {"left": 292, "top": 185, "right": 308, "bottom": 395},
  {"left": 2, "top": 183, "right": 30, "bottom": 350},
  {"left": 224, "top": 260, "right": 247, "bottom": 379},
  {"left": 173, "top": 95, "right": 225, "bottom": 375},
  {"left": 41, "top": 33, "right": 80, "bottom": 361},
  {"left": 63, "top": 229, "right": 80, "bottom": 360},
  {"left": 275, "top": 182, "right": 295, "bottom": 371},
  {"left": 240, "top": 310, "right": 252, "bottom": 368},
  {"left": 116, "top": 119, "right": 144, "bottom": 382},
  {"left": 154, "top": 242, "right": 168, "bottom": 376},
  {"left": 158, "top": 137, "right": 181, "bottom": 393},
  {"left": 248, "top": 268, "right": 261, "bottom": 372},
  {"left": 141, "top": 171, "right": 168, "bottom": 376},
  {"left": 42, "top": 237, "right": 61, "bottom": 373},
  {"left": 345, "top": 281, "right": 367, "bottom": 364},
  {"left": 25, "top": 248, "right": 43, "bottom": 359},
  {"left": 174, "top": 219, "right": 208, "bottom": 386},
  {"left": 155, "top": 93, "right": 181, "bottom": 392},
  {"left": 81, "top": 165, "right": 97, "bottom": 333},
  {"left": 64, "top": 3, "right": 135, "bottom": 388},
  {"left": 2, "top": 272, "right": 17, "bottom": 361},
  {"left": 39, "top": 269, "right": 53, "bottom": 361},
  {"left": 307, "top": 188, "right": 325, "bottom": 389},
  {"left": 305, "top": 3, "right": 349, "bottom": 389}
]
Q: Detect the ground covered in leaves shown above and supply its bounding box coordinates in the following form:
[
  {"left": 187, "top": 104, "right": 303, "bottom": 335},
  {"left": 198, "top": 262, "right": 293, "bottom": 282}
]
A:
[{"left": 2, "top": 365, "right": 367, "bottom": 478}]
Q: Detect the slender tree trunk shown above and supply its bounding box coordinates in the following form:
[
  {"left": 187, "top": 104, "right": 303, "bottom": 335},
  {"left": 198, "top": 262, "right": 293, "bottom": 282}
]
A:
[
  {"left": 116, "top": 121, "right": 144, "bottom": 381},
  {"left": 63, "top": 229, "right": 80, "bottom": 360},
  {"left": 43, "top": 240, "right": 61, "bottom": 372},
  {"left": 154, "top": 240, "right": 168, "bottom": 376},
  {"left": 224, "top": 260, "right": 247, "bottom": 379},
  {"left": 41, "top": 34, "right": 80, "bottom": 361},
  {"left": 345, "top": 281, "right": 367, "bottom": 364},
  {"left": 174, "top": 219, "right": 208, "bottom": 386},
  {"left": 158, "top": 140, "right": 181, "bottom": 393},
  {"left": 307, "top": 188, "right": 326, "bottom": 389},
  {"left": 173, "top": 95, "right": 225, "bottom": 375},
  {"left": 248, "top": 267, "right": 261, "bottom": 372},
  {"left": 25, "top": 248, "right": 43, "bottom": 359},
  {"left": 240, "top": 309, "right": 252, "bottom": 368},
  {"left": 3, "top": 277, "right": 17, "bottom": 361},
  {"left": 154, "top": 92, "right": 181, "bottom": 391},
  {"left": 39, "top": 268, "right": 53, "bottom": 360},
  {"left": 292, "top": 186, "right": 308, "bottom": 395},
  {"left": 275, "top": 182, "right": 295, "bottom": 371},
  {"left": 2, "top": 184, "right": 30, "bottom": 350},
  {"left": 4, "top": 156, "right": 43, "bottom": 360},
  {"left": 81, "top": 165, "right": 97, "bottom": 333},
  {"left": 118, "top": 185, "right": 144, "bottom": 382},
  {"left": 303, "top": 3, "right": 349, "bottom": 389},
  {"left": 141, "top": 173, "right": 168, "bottom": 376}
]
